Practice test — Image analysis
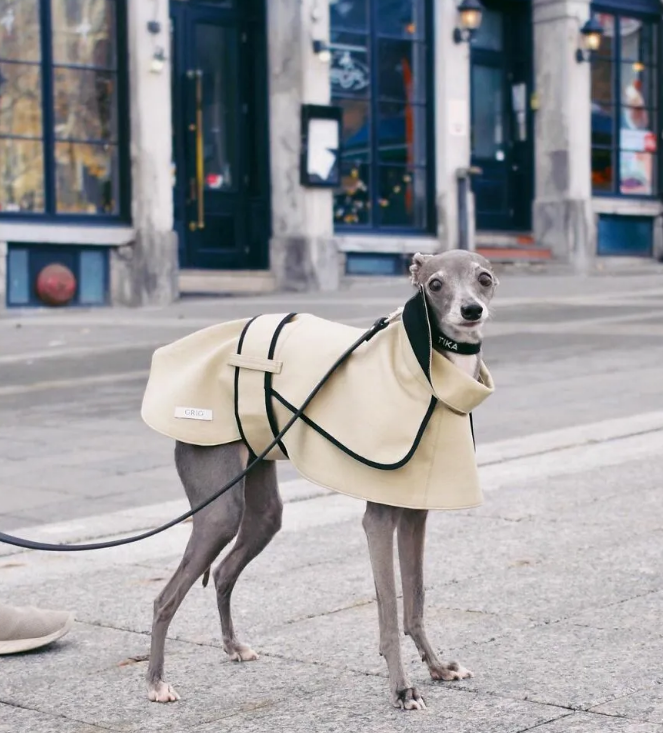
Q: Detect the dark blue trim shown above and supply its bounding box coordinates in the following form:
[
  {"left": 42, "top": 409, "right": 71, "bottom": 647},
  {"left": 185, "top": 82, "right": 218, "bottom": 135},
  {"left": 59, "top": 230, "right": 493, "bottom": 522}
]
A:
[
  {"left": 592, "top": 0, "right": 660, "bottom": 14},
  {"left": 1, "top": 0, "right": 130, "bottom": 223},
  {"left": 590, "top": 6, "right": 661, "bottom": 199},
  {"left": 332, "top": 0, "right": 436, "bottom": 235},
  {"left": 5, "top": 243, "right": 110, "bottom": 308}
]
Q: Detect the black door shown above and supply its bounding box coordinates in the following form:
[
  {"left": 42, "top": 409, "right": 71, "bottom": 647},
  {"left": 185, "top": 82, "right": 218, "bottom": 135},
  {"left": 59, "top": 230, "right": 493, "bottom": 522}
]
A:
[
  {"left": 470, "top": 0, "right": 533, "bottom": 231},
  {"left": 170, "top": 0, "right": 270, "bottom": 270}
]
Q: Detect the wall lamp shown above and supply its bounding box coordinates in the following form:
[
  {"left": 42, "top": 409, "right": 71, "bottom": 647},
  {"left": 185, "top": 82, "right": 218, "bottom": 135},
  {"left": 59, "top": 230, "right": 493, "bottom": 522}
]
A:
[
  {"left": 576, "top": 17, "right": 604, "bottom": 63},
  {"left": 312, "top": 39, "right": 332, "bottom": 63},
  {"left": 453, "top": 0, "right": 483, "bottom": 44},
  {"left": 150, "top": 47, "right": 166, "bottom": 74}
]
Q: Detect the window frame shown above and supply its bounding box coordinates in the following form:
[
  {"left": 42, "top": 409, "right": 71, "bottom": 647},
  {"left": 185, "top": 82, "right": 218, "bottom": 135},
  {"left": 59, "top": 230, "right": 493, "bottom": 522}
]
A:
[
  {"left": 330, "top": 0, "right": 436, "bottom": 235},
  {"left": 590, "top": 3, "right": 661, "bottom": 200},
  {"left": 0, "top": 0, "right": 131, "bottom": 223}
]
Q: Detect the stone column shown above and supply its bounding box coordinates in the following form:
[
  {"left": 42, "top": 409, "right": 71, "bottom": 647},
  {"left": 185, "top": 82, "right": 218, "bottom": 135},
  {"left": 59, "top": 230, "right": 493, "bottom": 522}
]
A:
[
  {"left": 267, "top": 0, "right": 339, "bottom": 291},
  {"left": 433, "top": 1, "right": 473, "bottom": 252},
  {"left": 0, "top": 241, "right": 6, "bottom": 311},
  {"left": 111, "top": 0, "right": 179, "bottom": 306},
  {"left": 532, "top": 0, "right": 594, "bottom": 270}
]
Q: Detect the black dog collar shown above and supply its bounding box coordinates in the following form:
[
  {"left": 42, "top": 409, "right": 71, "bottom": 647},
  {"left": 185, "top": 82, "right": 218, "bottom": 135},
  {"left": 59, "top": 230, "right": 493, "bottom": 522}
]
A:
[{"left": 433, "top": 332, "right": 481, "bottom": 356}]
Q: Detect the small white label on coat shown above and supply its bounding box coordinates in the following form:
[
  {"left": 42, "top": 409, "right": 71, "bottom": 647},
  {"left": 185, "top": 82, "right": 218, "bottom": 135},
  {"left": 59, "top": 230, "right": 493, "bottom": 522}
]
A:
[{"left": 174, "top": 407, "right": 213, "bottom": 421}]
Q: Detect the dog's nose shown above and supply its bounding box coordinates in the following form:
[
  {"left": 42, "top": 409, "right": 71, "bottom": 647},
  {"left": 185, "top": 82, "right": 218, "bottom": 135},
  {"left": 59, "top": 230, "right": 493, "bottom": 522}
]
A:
[{"left": 460, "top": 303, "right": 483, "bottom": 322}]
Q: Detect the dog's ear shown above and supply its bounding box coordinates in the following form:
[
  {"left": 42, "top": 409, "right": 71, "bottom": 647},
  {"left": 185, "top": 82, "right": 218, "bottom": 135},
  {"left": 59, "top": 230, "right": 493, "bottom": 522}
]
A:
[{"left": 409, "top": 253, "right": 432, "bottom": 286}]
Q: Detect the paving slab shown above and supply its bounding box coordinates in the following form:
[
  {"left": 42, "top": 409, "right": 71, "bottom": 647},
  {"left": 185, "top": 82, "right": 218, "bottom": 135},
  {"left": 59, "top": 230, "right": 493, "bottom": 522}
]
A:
[
  {"left": 592, "top": 684, "right": 663, "bottom": 725},
  {"left": 452, "top": 622, "right": 663, "bottom": 711},
  {"left": 191, "top": 683, "right": 570, "bottom": 733},
  {"left": 534, "top": 712, "right": 663, "bottom": 733}
]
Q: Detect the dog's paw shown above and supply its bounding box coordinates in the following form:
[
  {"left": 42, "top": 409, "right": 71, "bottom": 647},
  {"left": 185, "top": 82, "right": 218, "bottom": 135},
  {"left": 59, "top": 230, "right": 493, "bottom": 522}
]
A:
[
  {"left": 430, "top": 660, "right": 473, "bottom": 681},
  {"left": 226, "top": 643, "right": 259, "bottom": 662},
  {"left": 394, "top": 687, "right": 427, "bottom": 711},
  {"left": 147, "top": 681, "right": 180, "bottom": 703}
]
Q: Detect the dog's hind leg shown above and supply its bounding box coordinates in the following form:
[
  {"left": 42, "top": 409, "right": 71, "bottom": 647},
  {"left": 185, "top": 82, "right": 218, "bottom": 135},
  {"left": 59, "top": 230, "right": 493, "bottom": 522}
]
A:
[
  {"left": 146, "top": 442, "right": 247, "bottom": 703},
  {"left": 213, "top": 459, "right": 282, "bottom": 662},
  {"left": 363, "top": 502, "right": 426, "bottom": 711},
  {"left": 398, "top": 509, "right": 473, "bottom": 682}
]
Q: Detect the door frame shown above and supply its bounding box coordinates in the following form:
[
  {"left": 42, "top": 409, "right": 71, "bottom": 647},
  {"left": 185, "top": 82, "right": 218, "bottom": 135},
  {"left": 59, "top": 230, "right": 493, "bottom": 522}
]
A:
[
  {"left": 169, "top": 0, "right": 271, "bottom": 271},
  {"left": 470, "top": 0, "right": 534, "bottom": 232}
]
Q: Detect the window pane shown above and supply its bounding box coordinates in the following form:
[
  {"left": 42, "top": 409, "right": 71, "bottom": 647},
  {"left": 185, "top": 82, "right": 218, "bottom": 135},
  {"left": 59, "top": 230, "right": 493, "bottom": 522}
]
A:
[
  {"left": 330, "top": 32, "right": 370, "bottom": 98},
  {"left": 621, "top": 64, "right": 656, "bottom": 112},
  {"left": 334, "top": 161, "right": 371, "bottom": 225},
  {"left": 54, "top": 68, "right": 116, "bottom": 142},
  {"left": 591, "top": 148, "right": 613, "bottom": 192},
  {"left": 0, "top": 138, "right": 44, "bottom": 211},
  {"left": 55, "top": 141, "right": 118, "bottom": 213},
  {"left": 591, "top": 60, "right": 613, "bottom": 103},
  {"left": 0, "top": 1, "right": 41, "bottom": 62},
  {"left": 594, "top": 13, "right": 615, "bottom": 59},
  {"left": 377, "top": 0, "right": 425, "bottom": 40},
  {"left": 471, "top": 64, "right": 503, "bottom": 159},
  {"left": 330, "top": 0, "right": 367, "bottom": 32},
  {"left": 620, "top": 17, "right": 656, "bottom": 65},
  {"left": 620, "top": 125, "right": 657, "bottom": 152},
  {"left": 378, "top": 166, "right": 425, "bottom": 228},
  {"left": 51, "top": 0, "right": 116, "bottom": 68},
  {"left": 336, "top": 98, "right": 370, "bottom": 162},
  {"left": 471, "top": 8, "right": 502, "bottom": 52},
  {"left": 195, "top": 24, "right": 237, "bottom": 191},
  {"left": 591, "top": 103, "right": 613, "bottom": 148},
  {"left": 620, "top": 151, "right": 655, "bottom": 195},
  {"left": 0, "top": 62, "right": 42, "bottom": 137},
  {"left": 377, "top": 39, "right": 426, "bottom": 102},
  {"left": 378, "top": 102, "right": 426, "bottom": 166}
]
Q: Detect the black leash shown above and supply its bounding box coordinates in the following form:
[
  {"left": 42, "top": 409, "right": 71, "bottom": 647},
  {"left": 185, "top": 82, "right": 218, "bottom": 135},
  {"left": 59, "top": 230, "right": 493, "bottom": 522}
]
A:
[{"left": 0, "top": 316, "right": 391, "bottom": 553}]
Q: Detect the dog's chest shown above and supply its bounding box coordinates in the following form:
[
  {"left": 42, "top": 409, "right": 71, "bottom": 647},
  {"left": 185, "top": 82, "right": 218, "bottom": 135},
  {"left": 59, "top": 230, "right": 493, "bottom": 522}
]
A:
[{"left": 447, "top": 353, "right": 479, "bottom": 379}]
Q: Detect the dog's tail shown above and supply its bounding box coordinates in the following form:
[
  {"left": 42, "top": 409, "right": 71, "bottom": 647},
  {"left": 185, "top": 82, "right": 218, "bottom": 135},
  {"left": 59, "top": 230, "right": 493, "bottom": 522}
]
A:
[{"left": 202, "top": 568, "right": 210, "bottom": 588}]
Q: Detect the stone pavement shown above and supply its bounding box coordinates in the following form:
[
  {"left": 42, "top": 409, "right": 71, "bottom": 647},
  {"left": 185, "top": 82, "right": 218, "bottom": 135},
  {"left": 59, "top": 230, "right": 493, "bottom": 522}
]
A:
[{"left": 1, "top": 267, "right": 663, "bottom": 732}]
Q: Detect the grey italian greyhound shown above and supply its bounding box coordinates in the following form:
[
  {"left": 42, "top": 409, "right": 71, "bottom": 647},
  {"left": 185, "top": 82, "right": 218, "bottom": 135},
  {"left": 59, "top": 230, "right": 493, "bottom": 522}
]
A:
[{"left": 146, "top": 250, "right": 499, "bottom": 710}]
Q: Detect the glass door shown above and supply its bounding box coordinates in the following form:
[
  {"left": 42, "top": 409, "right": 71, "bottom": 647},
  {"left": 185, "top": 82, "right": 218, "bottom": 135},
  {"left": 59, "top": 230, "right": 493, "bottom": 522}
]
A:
[
  {"left": 170, "top": 0, "right": 270, "bottom": 270},
  {"left": 470, "top": 0, "right": 533, "bottom": 231}
]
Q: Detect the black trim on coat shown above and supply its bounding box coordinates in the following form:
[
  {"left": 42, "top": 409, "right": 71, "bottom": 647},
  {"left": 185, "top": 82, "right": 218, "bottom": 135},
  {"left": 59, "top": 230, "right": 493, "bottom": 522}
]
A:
[
  {"left": 234, "top": 316, "right": 259, "bottom": 459},
  {"left": 271, "top": 390, "right": 438, "bottom": 471},
  {"left": 401, "top": 289, "right": 432, "bottom": 380},
  {"left": 265, "top": 313, "right": 298, "bottom": 456}
]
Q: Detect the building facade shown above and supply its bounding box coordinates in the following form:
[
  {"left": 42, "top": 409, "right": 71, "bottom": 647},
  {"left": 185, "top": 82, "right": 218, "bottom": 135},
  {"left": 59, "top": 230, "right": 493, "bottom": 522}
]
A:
[{"left": 0, "top": 0, "right": 661, "bottom": 308}]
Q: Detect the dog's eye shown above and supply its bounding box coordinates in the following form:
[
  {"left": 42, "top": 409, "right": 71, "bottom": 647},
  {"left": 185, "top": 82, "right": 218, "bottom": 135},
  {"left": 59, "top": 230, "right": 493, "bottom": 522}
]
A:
[
  {"left": 478, "top": 273, "right": 493, "bottom": 287},
  {"left": 428, "top": 279, "right": 443, "bottom": 292}
]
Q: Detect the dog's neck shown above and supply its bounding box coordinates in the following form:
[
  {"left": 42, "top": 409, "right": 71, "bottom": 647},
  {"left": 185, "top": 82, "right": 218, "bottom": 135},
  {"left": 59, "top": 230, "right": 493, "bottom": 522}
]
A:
[
  {"left": 443, "top": 350, "right": 481, "bottom": 380},
  {"left": 432, "top": 329, "right": 482, "bottom": 380}
]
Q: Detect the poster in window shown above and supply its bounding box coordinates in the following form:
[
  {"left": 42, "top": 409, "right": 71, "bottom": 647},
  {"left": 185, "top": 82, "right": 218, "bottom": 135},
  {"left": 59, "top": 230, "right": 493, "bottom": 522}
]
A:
[{"left": 620, "top": 77, "right": 656, "bottom": 195}]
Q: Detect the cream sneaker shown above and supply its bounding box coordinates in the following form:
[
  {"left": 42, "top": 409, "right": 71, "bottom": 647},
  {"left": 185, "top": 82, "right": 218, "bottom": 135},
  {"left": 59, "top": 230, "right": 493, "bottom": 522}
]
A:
[{"left": 0, "top": 603, "right": 74, "bottom": 655}]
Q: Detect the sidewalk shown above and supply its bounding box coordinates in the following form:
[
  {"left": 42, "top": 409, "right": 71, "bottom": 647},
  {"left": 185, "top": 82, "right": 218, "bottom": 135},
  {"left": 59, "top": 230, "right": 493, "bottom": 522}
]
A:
[
  {"left": 2, "top": 413, "right": 663, "bottom": 732},
  {"left": 2, "top": 268, "right": 663, "bottom": 732}
]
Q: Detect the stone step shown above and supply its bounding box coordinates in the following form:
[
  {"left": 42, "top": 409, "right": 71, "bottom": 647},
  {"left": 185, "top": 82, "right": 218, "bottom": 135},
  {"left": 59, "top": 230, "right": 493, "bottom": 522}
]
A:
[
  {"left": 179, "top": 269, "right": 276, "bottom": 295},
  {"left": 476, "top": 231, "right": 552, "bottom": 262}
]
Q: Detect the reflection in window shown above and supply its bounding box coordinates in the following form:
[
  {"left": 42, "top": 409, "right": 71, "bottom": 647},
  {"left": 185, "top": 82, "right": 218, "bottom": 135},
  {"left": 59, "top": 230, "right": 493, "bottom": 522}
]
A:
[
  {"left": 471, "top": 65, "right": 503, "bottom": 159},
  {"left": 0, "top": 0, "right": 125, "bottom": 217},
  {"left": 197, "top": 23, "right": 237, "bottom": 190},
  {"left": 591, "top": 11, "right": 659, "bottom": 197},
  {"left": 331, "top": 0, "right": 431, "bottom": 231},
  {"left": 0, "top": 1, "right": 44, "bottom": 211},
  {"left": 55, "top": 141, "right": 118, "bottom": 214}
]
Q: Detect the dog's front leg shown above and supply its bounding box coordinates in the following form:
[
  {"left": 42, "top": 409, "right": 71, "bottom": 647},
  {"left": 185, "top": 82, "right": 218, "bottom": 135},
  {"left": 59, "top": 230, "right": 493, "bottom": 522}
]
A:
[
  {"left": 363, "top": 502, "right": 426, "bottom": 711},
  {"left": 398, "top": 509, "right": 473, "bottom": 682}
]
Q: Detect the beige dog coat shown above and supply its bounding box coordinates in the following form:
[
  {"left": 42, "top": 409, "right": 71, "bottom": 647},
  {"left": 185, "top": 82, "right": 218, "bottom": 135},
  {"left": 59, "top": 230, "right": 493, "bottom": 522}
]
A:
[{"left": 141, "top": 292, "right": 494, "bottom": 510}]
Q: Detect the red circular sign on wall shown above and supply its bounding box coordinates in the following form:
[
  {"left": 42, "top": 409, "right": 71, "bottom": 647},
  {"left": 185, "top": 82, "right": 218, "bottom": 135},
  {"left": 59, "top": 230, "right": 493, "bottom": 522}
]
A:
[{"left": 36, "top": 264, "right": 77, "bottom": 306}]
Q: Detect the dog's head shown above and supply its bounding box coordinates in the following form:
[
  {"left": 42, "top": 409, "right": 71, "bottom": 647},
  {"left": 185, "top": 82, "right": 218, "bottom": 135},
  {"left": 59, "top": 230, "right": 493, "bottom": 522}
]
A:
[{"left": 409, "top": 251, "right": 499, "bottom": 344}]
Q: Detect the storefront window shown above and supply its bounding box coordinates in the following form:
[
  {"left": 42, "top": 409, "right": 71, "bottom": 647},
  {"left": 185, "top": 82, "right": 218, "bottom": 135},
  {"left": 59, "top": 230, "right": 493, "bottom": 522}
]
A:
[
  {"left": 0, "top": 0, "right": 126, "bottom": 218},
  {"left": 591, "top": 10, "right": 659, "bottom": 196},
  {"left": 330, "top": 0, "right": 432, "bottom": 231}
]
